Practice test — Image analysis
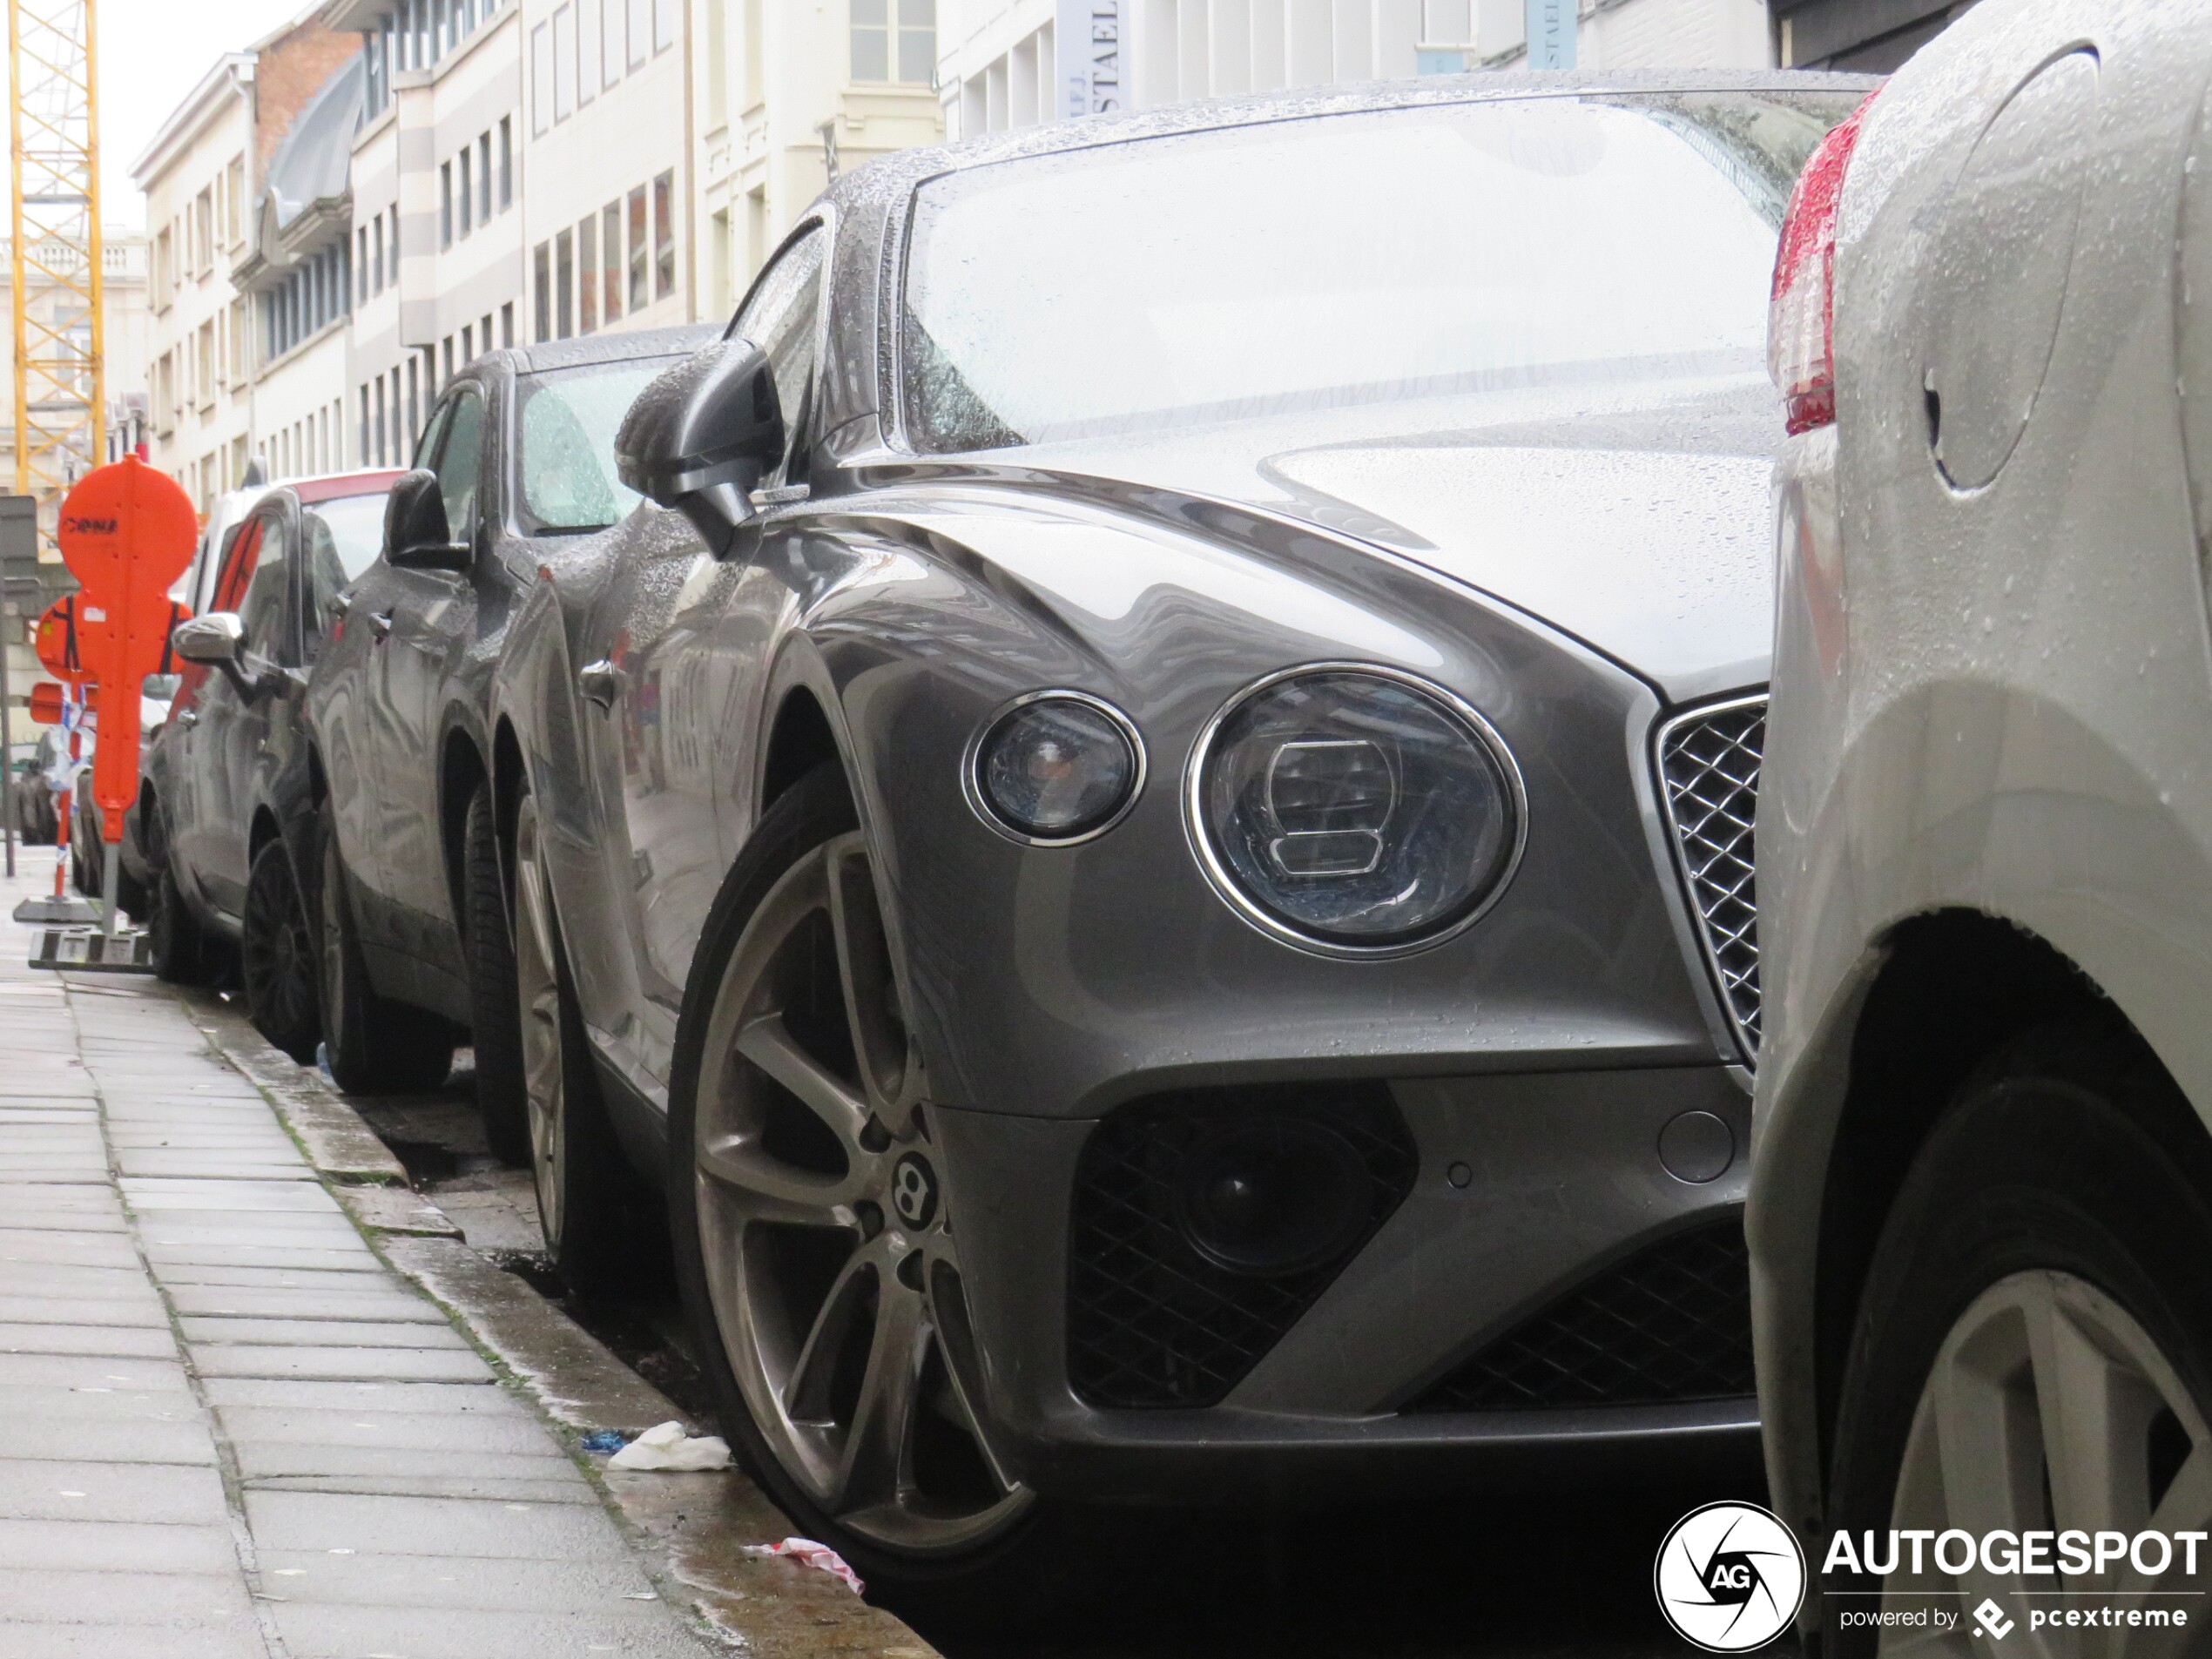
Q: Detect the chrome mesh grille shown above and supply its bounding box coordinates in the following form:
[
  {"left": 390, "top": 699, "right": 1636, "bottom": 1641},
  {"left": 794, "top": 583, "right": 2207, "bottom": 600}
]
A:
[{"left": 1657, "top": 698, "right": 1764, "bottom": 1057}]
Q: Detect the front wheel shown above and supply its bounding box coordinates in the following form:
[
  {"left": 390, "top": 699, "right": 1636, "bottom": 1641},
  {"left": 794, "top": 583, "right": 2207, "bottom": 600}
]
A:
[
  {"left": 1824, "top": 1028, "right": 2212, "bottom": 1656},
  {"left": 242, "top": 838, "right": 320, "bottom": 1063},
  {"left": 462, "top": 783, "right": 529, "bottom": 1163},
  {"left": 149, "top": 857, "right": 211, "bottom": 985},
  {"left": 669, "top": 764, "right": 1049, "bottom": 1615},
  {"left": 317, "top": 817, "right": 455, "bottom": 1096},
  {"left": 512, "top": 784, "right": 650, "bottom": 1291}
]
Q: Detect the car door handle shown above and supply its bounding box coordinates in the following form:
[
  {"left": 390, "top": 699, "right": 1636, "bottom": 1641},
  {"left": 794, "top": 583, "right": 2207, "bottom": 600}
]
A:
[
  {"left": 173, "top": 709, "right": 197, "bottom": 729},
  {"left": 579, "top": 658, "right": 621, "bottom": 711},
  {"left": 327, "top": 592, "right": 353, "bottom": 620},
  {"left": 368, "top": 609, "right": 395, "bottom": 641}
]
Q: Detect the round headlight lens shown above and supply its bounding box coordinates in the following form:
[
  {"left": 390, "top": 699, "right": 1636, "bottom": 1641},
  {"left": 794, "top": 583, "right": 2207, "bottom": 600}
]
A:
[
  {"left": 1195, "top": 670, "right": 1518, "bottom": 949},
  {"left": 973, "top": 695, "right": 1142, "bottom": 842}
]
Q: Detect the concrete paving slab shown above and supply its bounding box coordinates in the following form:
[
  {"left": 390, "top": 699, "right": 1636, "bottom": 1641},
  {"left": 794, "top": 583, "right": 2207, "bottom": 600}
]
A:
[
  {"left": 0, "top": 1413, "right": 216, "bottom": 1464},
  {"left": 0, "top": 1293, "right": 169, "bottom": 1326},
  {"left": 251, "top": 1547, "right": 663, "bottom": 1612},
  {"left": 181, "top": 1316, "right": 471, "bottom": 1350},
  {"left": 187, "top": 1344, "right": 496, "bottom": 1384},
  {"left": 266, "top": 1600, "right": 702, "bottom": 1659},
  {"left": 0, "top": 1229, "right": 146, "bottom": 1268},
  {"left": 215, "top": 1404, "right": 566, "bottom": 1454},
  {"left": 0, "top": 1207, "right": 131, "bottom": 1235},
  {"left": 0, "top": 1620, "right": 270, "bottom": 1659},
  {"left": 0, "top": 1322, "right": 179, "bottom": 1359},
  {"left": 0, "top": 1515, "right": 240, "bottom": 1573},
  {"left": 201, "top": 1378, "right": 540, "bottom": 1417},
  {"left": 2, "top": 1263, "right": 172, "bottom": 1298},
  {"left": 122, "top": 1178, "right": 342, "bottom": 1213},
  {"left": 166, "top": 1285, "right": 448, "bottom": 1324},
  {"left": 0, "top": 1353, "right": 192, "bottom": 1391},
  {"left": 233, "top": 1439, "right": 590, "bottom": 1490},
  {"left": 0, "top": 1457, "right": 231, "bottom": 1525},
  {"left": 0, "top": 1384, "right": 211, "bottom": 1424},
  {"left": 244, "top": 1487, "right": 633, "bottom": 1560},
  {"left": 247, "top": 1471, "right": 604, "bottom": 1504},
  {"left": 141, "top": 1245, "right": 387, "bottom": 1274},
  {"left": 151, "top": 1264, "right": 398, "bottom": 1291},
  {"left": 115, "top": 1150, "right": 317, "bottom": 1178}
]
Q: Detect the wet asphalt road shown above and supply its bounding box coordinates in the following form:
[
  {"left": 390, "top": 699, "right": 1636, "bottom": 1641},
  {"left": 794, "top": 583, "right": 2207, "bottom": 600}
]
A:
[{"left": 355, "top": 1067, "right": 1747, "bottom": 1658}]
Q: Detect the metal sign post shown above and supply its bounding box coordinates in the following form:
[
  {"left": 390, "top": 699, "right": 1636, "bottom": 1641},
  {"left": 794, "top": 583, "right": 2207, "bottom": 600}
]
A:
[{"left": 0, "top": 493, "right": 38, "bottom": 880}]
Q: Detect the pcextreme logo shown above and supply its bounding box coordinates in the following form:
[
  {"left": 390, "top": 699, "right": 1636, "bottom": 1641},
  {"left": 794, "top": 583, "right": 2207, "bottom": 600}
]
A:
[{"left": 1655, "top": 1502, "right": 1806, "bottom": 1652}]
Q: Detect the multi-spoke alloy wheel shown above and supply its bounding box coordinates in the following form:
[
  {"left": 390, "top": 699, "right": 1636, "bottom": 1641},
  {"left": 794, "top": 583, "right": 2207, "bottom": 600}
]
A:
[
  {"left": 691, "top": 822, "right": 1032, "bottom": 1558},
  {"left": 1878, "top": 1272, "right": 2212, "bottom": 1651},
  {"left": 1825, "top": 1031, "right": 2212, "bottom": 1658},
  {"left": 513, "top": 795, "right": 570, "bottom": 1245},
  {"left": 244, "top": 840, "right": 319, "bottom": 1062}
]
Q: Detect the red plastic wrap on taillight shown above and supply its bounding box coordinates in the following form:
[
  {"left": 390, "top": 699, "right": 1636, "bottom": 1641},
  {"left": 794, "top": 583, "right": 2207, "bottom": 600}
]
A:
[{"left": 1770, "top": 91, "right": 1879, "bottom": 435}]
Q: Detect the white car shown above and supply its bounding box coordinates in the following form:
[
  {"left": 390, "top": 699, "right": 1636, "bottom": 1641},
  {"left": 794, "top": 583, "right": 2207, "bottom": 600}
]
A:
[{"left": 1754, "top": 0, "right": 2212, "bottom": 1642}]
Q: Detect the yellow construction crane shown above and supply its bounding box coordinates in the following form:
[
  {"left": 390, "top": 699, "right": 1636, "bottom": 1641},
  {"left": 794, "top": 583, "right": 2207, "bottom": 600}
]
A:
[{"left": 7, "top": 0, "right": 103, "bottom": 556}]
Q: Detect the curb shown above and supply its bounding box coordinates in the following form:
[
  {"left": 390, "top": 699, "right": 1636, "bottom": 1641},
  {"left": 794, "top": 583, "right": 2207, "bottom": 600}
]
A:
[{"left": 181, "top": 985, "right": 942, "bottom": 1659}]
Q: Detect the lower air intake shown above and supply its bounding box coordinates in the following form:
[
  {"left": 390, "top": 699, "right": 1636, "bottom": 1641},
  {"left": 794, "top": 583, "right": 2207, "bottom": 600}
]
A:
[{"left": 1404, "top": 1219, "right": 1754, "bottom": 1412}]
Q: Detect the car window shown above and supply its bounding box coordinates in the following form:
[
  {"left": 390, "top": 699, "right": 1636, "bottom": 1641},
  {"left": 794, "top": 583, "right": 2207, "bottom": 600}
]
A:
[
  {"left": 234, "top": 514, "right": 293, "bottom": 665},
  {"left": 412, "top": 401, "right": 450, "bottom": 472},
  {"left": 901, "top": 91, "right": 1861, "bottom": 452},
  {"left": 732, "top": 223, "right": 825, "bottom": 482},
  {"left": 211, "top": 519, "right": 261, "bottom": 617},
  {"left": 300, "top": 491, "right": 395, "bottom": 660},
  {"left": 432, "top": 388, "right": 486, "bottom": 539},
  {"left": 515, "top": 359, "right": 668, "bottom": 534}
]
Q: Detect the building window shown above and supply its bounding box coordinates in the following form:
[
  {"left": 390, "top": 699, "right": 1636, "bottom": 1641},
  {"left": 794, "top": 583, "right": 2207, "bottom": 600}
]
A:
[
  {"left": 653, "top": 0, "right": 674, "bottom": 51},
  {"left": 533, "top": 240, "right": 551, "bottom": 341},
  {"left": 627, "top": 0, "right": 646, "bottom": 69},
  {"left": 388, "top": 206, "right": 401, "bottom": 286},
  {"left": 478, "top": 132, "right": 493, "bottom": 223},
  {"left": 374, "top": 378, "right": 387, "bottom": 465},
  {"left": 499, "top": 118, "right": 514, "bottom": 208},
  {"left": 578, "top": 0, "right": 598, "bottom": 101},
  {"left": 626, "top": 185, "right": 646, "bottom": 313},
  {"left": 462, "top": 322, "right": 474, "bottom": 363},
  {"left": 853, "top": 0, "right": 934, "bottom": 83},
  {"left": 653, "top": 169, "right": 675, "bottom": 300},
  {"left": 556, "top": 226, "right": 575, "bottom": 338},
  {"left": 501, "top": 300, "right": 514, "bottom": 347},
  {"left": 442, "top": 334, "right": 455, "bottom": 383},
  {"left": 602, "top": 0, "right": 623, "bottom": 88},
  {"left": 360, "top": 386, "right": 370, "bottom": 466},
  {"left": 357, "top": 226, "right": 369, "bottom": 300},
  {"left": 577, "top": 215, "right": 597, "bottom": 334},
  {"left": 531, "top": 23, "right": 552, "bottom": 132},
  {"left": 226, "top": 157, "right": 245, "bottom": 245},
  {"left": 407, "top": 357, "right": 420, "bottom": 450},
  {"left": 441, "top": 161, "right": 454, "bottom": 247},
  {"left": 553, "top": 3, "right": 574, "bottom": 122},
  {"left": 601, "top": 200, "right": 622, "bottom": 322},
  {"left": 458, "top": 149, "right": 472, "bottom": 238}
]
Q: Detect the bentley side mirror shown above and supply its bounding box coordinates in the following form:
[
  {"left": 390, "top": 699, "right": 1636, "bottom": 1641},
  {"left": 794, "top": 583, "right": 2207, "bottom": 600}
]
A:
[
  {"left": 385, "top": 470, "right": 472, "bottom": 571},
  {"left": 171, "top": 613, "right": 245, "bottom": 667},
  {"left": 615, "top": 339, "right": 784, "bottom": 556}
]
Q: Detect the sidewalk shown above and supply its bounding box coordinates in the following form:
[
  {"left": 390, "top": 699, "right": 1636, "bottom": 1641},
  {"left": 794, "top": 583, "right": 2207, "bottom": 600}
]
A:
[{"left": 0, "top": 861, "right": 738, "bottom": 1659}]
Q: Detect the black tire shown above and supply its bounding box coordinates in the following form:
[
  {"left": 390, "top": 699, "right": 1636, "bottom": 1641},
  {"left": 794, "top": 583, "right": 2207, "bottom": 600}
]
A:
[
  {"left": 668, "top": 763, "right": 1067, "bottom": 1626},
  {"left": 149, "top": 858, "right": 211, "bottom": 985},
  {"left": 510, "top": 781, "right": 654, "bottom": 1295},
  {"left": 242, "top": 839, "right": 320, "bottom": 1063},
  {"left": 317, "top": 816, "right": 455, "bottom": 1096},
  {"left": 115, "top": 861, "right": 151, "bottom": 923},
  {"left": 1824, "top": 1024, "right": 2212, "bottom": 1655},
  {"left": 462, "top": 784, "right": 529, "bottom": 1164}
]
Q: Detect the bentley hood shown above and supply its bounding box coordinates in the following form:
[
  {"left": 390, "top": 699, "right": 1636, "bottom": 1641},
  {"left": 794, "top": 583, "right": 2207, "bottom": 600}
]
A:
[{"left": 1001, "top": 367, "right": 1782, "bottom": 705}]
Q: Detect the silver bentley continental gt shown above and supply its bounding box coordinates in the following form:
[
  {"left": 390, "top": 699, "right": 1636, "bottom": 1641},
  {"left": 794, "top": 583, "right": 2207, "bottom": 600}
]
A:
[{"left": 491, "top": 71, "right": 1872, "bottom": 1600}]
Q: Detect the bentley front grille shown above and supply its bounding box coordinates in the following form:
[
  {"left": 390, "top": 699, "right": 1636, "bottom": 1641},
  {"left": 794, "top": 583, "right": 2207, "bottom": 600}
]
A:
[
  {"left": 1656, "top": 697, "right": 1765, "bottom": 1060},
  {"left": 1403, "top": 1219, "right": 1755, "bottom": 1412}
]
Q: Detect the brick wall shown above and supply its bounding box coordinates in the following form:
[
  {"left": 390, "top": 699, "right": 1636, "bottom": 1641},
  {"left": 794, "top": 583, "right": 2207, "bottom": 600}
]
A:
[{"left": 254, "top": 18, "right": 361, "bottom": 173}]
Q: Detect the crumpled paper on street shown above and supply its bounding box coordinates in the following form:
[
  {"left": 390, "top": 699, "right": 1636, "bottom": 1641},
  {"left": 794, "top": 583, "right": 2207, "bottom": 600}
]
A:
[
  {"left": 742, "top": 1536, "right": 866, "bottom": 1595},
  {"left": 606, "top": 1420, "right": 732, "bottom": 1472}
]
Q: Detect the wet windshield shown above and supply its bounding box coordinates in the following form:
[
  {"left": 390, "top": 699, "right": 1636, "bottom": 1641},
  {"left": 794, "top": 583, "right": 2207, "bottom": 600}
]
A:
[
  {"left": 516, "top": 359, "right": 671, "bottom": 533},
  {"left": 901, "top": 91, "right": 1858, "bottom": 452}
]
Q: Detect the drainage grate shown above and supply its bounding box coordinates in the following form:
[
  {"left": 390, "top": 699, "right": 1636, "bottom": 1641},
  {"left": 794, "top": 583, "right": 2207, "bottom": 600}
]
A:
[
  {"left": 1067, "top": 1087, "right": 1416, "bottom": 1410},
  {"left": 1656, "top": 698, "right": 1765, "bottom": 1059},
  {"left": 1404, "top": 1220, "right": 1754, "bottom": 1412}
]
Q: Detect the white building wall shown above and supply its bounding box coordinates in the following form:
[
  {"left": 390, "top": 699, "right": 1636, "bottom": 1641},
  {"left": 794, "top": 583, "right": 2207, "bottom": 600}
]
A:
[
  {"left": 135, "top": 61, "right": 257, "bottom": 515},
  {"left": 256, "top": 328, "right": 353, "bottom": 479},
  {"left": 940, "top": 0, "right": 1773, "bottom": 138},
  {"left": 520, "top": 0, "right": 692, "bottom": 341}
]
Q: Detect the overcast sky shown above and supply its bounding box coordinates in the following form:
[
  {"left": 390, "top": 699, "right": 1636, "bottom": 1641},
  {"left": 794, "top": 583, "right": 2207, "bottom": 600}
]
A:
[{"left": 98, "top": 0, "right": 314, "bottom": 232}]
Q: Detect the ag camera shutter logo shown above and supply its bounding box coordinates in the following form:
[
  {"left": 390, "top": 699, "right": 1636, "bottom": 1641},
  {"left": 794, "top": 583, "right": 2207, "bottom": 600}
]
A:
[{"left": 1655, "top": 1501, "right": 1806, "bottom": 1651}]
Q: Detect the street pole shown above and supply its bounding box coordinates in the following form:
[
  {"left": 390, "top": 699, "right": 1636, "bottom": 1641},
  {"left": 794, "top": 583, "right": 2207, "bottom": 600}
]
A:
[{"left": 0, "top": 604, "right": 14, "bottom": 879}]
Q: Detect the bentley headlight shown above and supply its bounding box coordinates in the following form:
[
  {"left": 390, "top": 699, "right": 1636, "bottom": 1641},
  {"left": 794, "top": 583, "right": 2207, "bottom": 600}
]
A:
[
  {"left": 1191, "top": 667, "right": 1521, "bottom": 953},
  {"left": 968, "top": 691, "right": 1144, "bottom": 844}
]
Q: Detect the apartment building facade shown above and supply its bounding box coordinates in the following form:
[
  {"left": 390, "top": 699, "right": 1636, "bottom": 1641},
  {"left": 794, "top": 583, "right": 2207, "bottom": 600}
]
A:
[
  {"left": 133, "top": 56, "right": 257, "bottom": 513},
  {"left": 939, "top": 0, "right": 1772, "bottom": 138},
  {"left": 688, "top": 0, "right": 942, "bottom": 319},
  {"left": 520, "top": 0, "right": 692, "bottom": 343},
  {"left": 330, "top": 0, "right": 526, "bottom": 469}
]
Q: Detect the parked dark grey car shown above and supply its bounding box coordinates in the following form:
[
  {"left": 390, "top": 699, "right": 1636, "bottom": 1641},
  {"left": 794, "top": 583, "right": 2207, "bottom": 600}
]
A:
[
  {"left": 152, "top": 473, "right": 402, "bottom": 1049},
  {"left": 494, "top": 73, "right": 1871, "bottom": 1602},
  {"left": 307, "top": 327, "right": 713, "bottom": 1136}
]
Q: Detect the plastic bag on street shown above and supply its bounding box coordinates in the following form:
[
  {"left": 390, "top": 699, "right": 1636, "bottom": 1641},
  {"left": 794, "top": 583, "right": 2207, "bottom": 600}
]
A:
[
  {"left": 606, "top": 1420, "right": 732, "bottom": 1472},
  {"left": 742, "top": 1536, "right": 865, "bottom": 1595}
]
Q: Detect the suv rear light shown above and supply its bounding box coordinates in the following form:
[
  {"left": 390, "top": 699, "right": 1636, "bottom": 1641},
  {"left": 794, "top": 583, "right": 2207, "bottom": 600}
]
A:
[{"left": 1770, "top": 91, "right": 1880, "bottom": 435}]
